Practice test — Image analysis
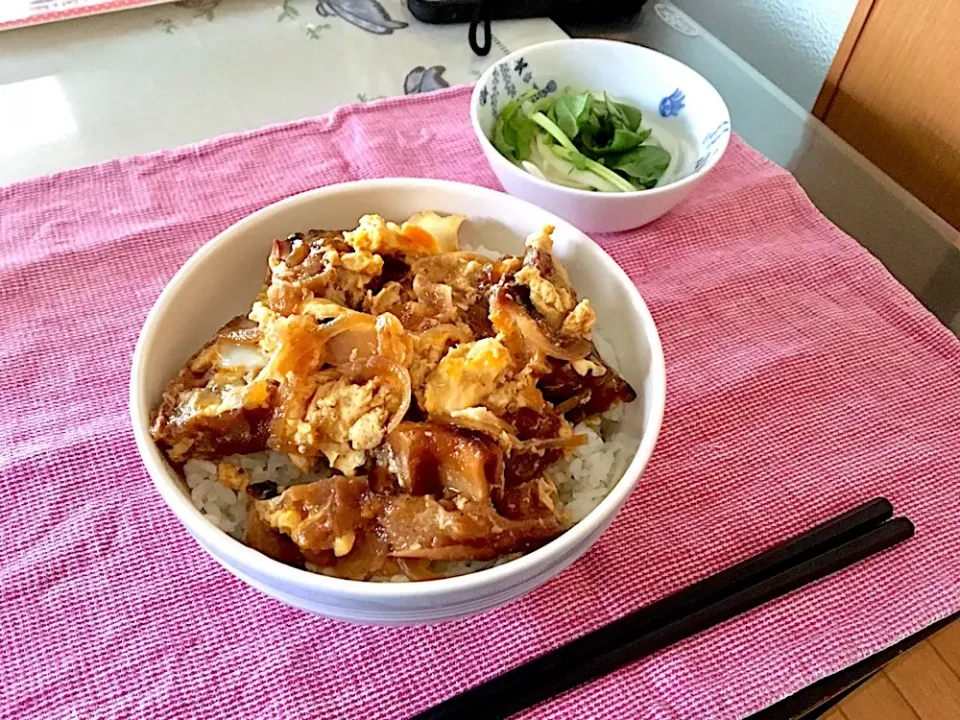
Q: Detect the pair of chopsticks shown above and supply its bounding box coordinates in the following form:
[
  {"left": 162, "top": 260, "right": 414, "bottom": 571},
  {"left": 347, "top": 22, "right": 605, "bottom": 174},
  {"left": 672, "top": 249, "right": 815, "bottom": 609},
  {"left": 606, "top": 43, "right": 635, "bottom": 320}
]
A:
[{"left": 415, "top": 498, "right": 913, "bottom": 720}]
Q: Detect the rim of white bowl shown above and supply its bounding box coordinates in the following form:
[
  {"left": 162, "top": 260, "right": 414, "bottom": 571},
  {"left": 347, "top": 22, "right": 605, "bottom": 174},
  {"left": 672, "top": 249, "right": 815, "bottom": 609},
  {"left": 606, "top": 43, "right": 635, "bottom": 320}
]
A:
[
  {"left": 470, "top": 38, "right": 732, "bottom": 199},
  {"left": 130, "top": 178, "right": 666, "bottom": 601}
]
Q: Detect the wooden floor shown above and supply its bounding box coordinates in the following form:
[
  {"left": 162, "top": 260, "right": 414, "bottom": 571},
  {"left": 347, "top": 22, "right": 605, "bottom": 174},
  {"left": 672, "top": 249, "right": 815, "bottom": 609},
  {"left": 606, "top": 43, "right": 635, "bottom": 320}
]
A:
[{"left": 822, "top": 620, "right": 960, "bottom": 720}]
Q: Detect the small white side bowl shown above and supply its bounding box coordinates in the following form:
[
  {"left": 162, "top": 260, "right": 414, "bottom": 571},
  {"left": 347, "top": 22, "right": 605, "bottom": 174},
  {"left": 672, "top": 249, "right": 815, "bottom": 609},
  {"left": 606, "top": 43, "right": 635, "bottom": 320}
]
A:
[
  {"left": 130, "top": 179, "right": 666, "bottom": 625},
  {"left": 471, "top": 39, "right": 731, "bottom": 233}
]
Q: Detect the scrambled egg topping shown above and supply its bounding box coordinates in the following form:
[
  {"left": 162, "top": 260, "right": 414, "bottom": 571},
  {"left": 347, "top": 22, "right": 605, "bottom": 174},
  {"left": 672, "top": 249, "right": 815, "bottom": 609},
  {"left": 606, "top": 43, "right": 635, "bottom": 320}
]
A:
[
  {"left": 513, "top": 227, "right": 597, "bottom": 338},
  {"left": 151, "top": 211, "right": 640, "bottom": 581},
  {"left": 423, "top": 338, "right": 513, "bottom": 416},
  {"left": 290, "top": 371, "right": 400, "bottom": 474},
  {"left": 154, "top": 214, "right": 601, "bottom": 472},
  {"left": 345, "top": 211, "right": 463, "bottom": 257}
]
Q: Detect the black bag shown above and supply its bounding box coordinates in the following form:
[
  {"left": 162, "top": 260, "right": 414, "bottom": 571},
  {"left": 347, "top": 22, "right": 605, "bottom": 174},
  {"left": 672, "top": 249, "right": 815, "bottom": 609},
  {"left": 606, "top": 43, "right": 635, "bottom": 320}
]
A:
[{"left": 407, "top": 0, "right": 645, "bottom": 55}]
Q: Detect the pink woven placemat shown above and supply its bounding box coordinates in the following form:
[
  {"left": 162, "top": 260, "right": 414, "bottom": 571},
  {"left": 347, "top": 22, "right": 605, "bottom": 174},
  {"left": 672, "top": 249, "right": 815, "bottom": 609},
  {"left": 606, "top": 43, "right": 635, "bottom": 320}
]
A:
[{"left": 2, "top": 86, "right": 959, "bottom": 720}]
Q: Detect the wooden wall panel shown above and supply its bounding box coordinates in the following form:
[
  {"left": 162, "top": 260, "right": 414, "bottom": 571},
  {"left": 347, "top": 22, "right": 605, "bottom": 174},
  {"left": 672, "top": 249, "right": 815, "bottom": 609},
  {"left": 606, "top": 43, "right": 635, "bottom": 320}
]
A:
[
  {"left": 812, "top": 0, "right": 876, "bottom": 119},
  {"left": 820, "top": 1, "right": 960, "bottom": 230}
]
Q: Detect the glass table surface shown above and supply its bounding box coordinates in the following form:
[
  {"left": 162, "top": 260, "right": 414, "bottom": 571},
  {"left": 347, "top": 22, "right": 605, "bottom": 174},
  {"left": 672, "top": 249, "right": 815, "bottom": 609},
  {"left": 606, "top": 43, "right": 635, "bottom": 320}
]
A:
[
  {"left": 562, "top": 3, "right": 960, "bottom": 336},
  {"left": 1, "top": 2, "right": 956, "bottom": 717}
]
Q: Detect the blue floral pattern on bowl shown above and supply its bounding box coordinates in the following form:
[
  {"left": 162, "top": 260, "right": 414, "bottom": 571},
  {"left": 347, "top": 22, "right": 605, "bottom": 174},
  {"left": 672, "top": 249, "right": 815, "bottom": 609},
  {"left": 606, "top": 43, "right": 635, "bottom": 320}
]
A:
[
  {"left": 659, "top": 89, "right": 685, "bottom": 117},
  {"left": 476, "top": 56, "right": 557, "bottom": 121},
  {"left": 499, "top": 63, "right": 517, "bottom": 99},
  {"left": 694, "top": 120, "right": 731, "bottom": 171}
]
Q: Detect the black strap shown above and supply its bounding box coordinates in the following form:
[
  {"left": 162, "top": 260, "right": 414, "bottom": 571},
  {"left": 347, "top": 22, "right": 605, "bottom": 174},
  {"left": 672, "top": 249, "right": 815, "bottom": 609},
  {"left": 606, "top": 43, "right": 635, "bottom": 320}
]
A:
[{"left": 468, "top": 0, "right": 492, "bottom": 56}]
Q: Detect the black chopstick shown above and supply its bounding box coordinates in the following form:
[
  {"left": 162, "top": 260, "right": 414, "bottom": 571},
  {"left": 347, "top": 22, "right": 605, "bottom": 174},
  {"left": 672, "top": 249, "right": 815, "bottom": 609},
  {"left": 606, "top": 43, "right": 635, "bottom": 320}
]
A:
[
  {"left": 420, "top": 498, "right": 892, "bottom": 713},
  {"left": 414, "top": 499, "right": 912, "bottom": 720}
]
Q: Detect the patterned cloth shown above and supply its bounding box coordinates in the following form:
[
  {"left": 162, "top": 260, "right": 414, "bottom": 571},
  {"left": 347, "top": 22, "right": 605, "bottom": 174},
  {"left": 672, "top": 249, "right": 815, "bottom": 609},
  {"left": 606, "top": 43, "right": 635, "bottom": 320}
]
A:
[{"left": 2, "top": 86, "right": 958, "bottom": 720}]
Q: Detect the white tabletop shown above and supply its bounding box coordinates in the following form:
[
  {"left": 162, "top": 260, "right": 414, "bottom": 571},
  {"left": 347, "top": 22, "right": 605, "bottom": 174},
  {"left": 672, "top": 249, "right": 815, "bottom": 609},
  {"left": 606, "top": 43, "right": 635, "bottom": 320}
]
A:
[{"left": 0, "top": 0, "right": 565, "bottom": 183}]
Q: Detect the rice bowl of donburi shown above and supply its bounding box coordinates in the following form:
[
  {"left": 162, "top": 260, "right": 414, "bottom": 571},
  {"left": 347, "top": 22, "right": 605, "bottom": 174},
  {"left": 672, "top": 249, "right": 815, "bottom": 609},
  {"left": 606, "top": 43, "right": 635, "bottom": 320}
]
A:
[{"left": 130, "top": 179, "right": 665, "bottom": 624}]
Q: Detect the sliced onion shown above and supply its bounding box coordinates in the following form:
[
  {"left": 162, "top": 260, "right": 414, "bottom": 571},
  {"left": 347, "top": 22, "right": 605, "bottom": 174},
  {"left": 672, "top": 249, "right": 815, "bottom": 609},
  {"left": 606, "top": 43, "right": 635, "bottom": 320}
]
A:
[
  {"left": 435, "top": 408, "right": 518, "bottom": 442},
  {"left": 375, "top": 313, "right": 412, "bottom": 365},
  {"left": 316, "top": 310, "right": 375, "bottom": 337},
  {"left": 520, "top": 433, "right": 588, "bottom": 454},
  {"left": 313, "top": 310, "right": 413, "bottom": 367},
  {"left": 553, "top": 391, "right": 591, "bottom": 416},
  {"left": 491, "top": 291, "right": 592, "bottom": 362},
  {"left": 390, "top": 545, "right": 499, "bottom": 561},
  {"left": 316, "top": 311, "right": 377, "bottom": 366},
  {"left": 416, "top": 323, "right": 472, "bottom": 346},
  {"left": 265, "top": 315, "right": 328, "bottom": 378},
  {"left": 395, "top": 558, "right": 440, "bottom": 581},
  {"left": 402, "top": 211, "right": 465, "bottom": 253},
  {"left": 340, "top": 357, "right": 412, "bottom": 435},
  {"left": 512, "top": 308, "right": 592, "bottom": 361},
  {"left": 412, "top": 252, "right": 493, "bottom": 273}
]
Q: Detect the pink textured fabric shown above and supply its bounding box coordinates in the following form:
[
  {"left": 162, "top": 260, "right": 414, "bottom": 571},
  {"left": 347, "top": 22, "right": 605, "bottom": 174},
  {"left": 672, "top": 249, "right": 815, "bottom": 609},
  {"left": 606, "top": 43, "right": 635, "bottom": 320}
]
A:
[{"left": 2, "top": 86, "right": 959, "bottom": 720}]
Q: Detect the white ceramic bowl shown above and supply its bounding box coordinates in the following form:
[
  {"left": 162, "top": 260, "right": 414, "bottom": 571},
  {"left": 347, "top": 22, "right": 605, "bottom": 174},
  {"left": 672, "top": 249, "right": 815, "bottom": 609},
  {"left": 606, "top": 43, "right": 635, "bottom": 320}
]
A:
[
  {"left": 471, "top": 39, "right": 731, "bottom": 233},
  {"left": 130, "top": 179, "right": 666, "bottom": 625}
]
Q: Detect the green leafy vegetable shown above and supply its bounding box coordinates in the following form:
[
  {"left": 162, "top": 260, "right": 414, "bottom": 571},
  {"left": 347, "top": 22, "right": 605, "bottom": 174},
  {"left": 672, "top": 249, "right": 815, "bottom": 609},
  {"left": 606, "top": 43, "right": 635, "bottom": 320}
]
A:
[
  {"left": 608, "top": 145, "right": 672, "bottom": 189},
  {"left": 490, "top": 87, "right": 672, "bottom": 193},
  {"left": 549, "top": 91, "right": 591, "bottom": 138},
  {"left": 492, "top": 98, "right": 536, "bottom": 162},
  {"left": 618, "top": 103, "right": 644, "bottom": 132},
  {"left": 582, "top": 127, "right": 652, "bottom": 156},
  {"left": 605, "top": 92, "right": 643, "bottom": 132}
]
